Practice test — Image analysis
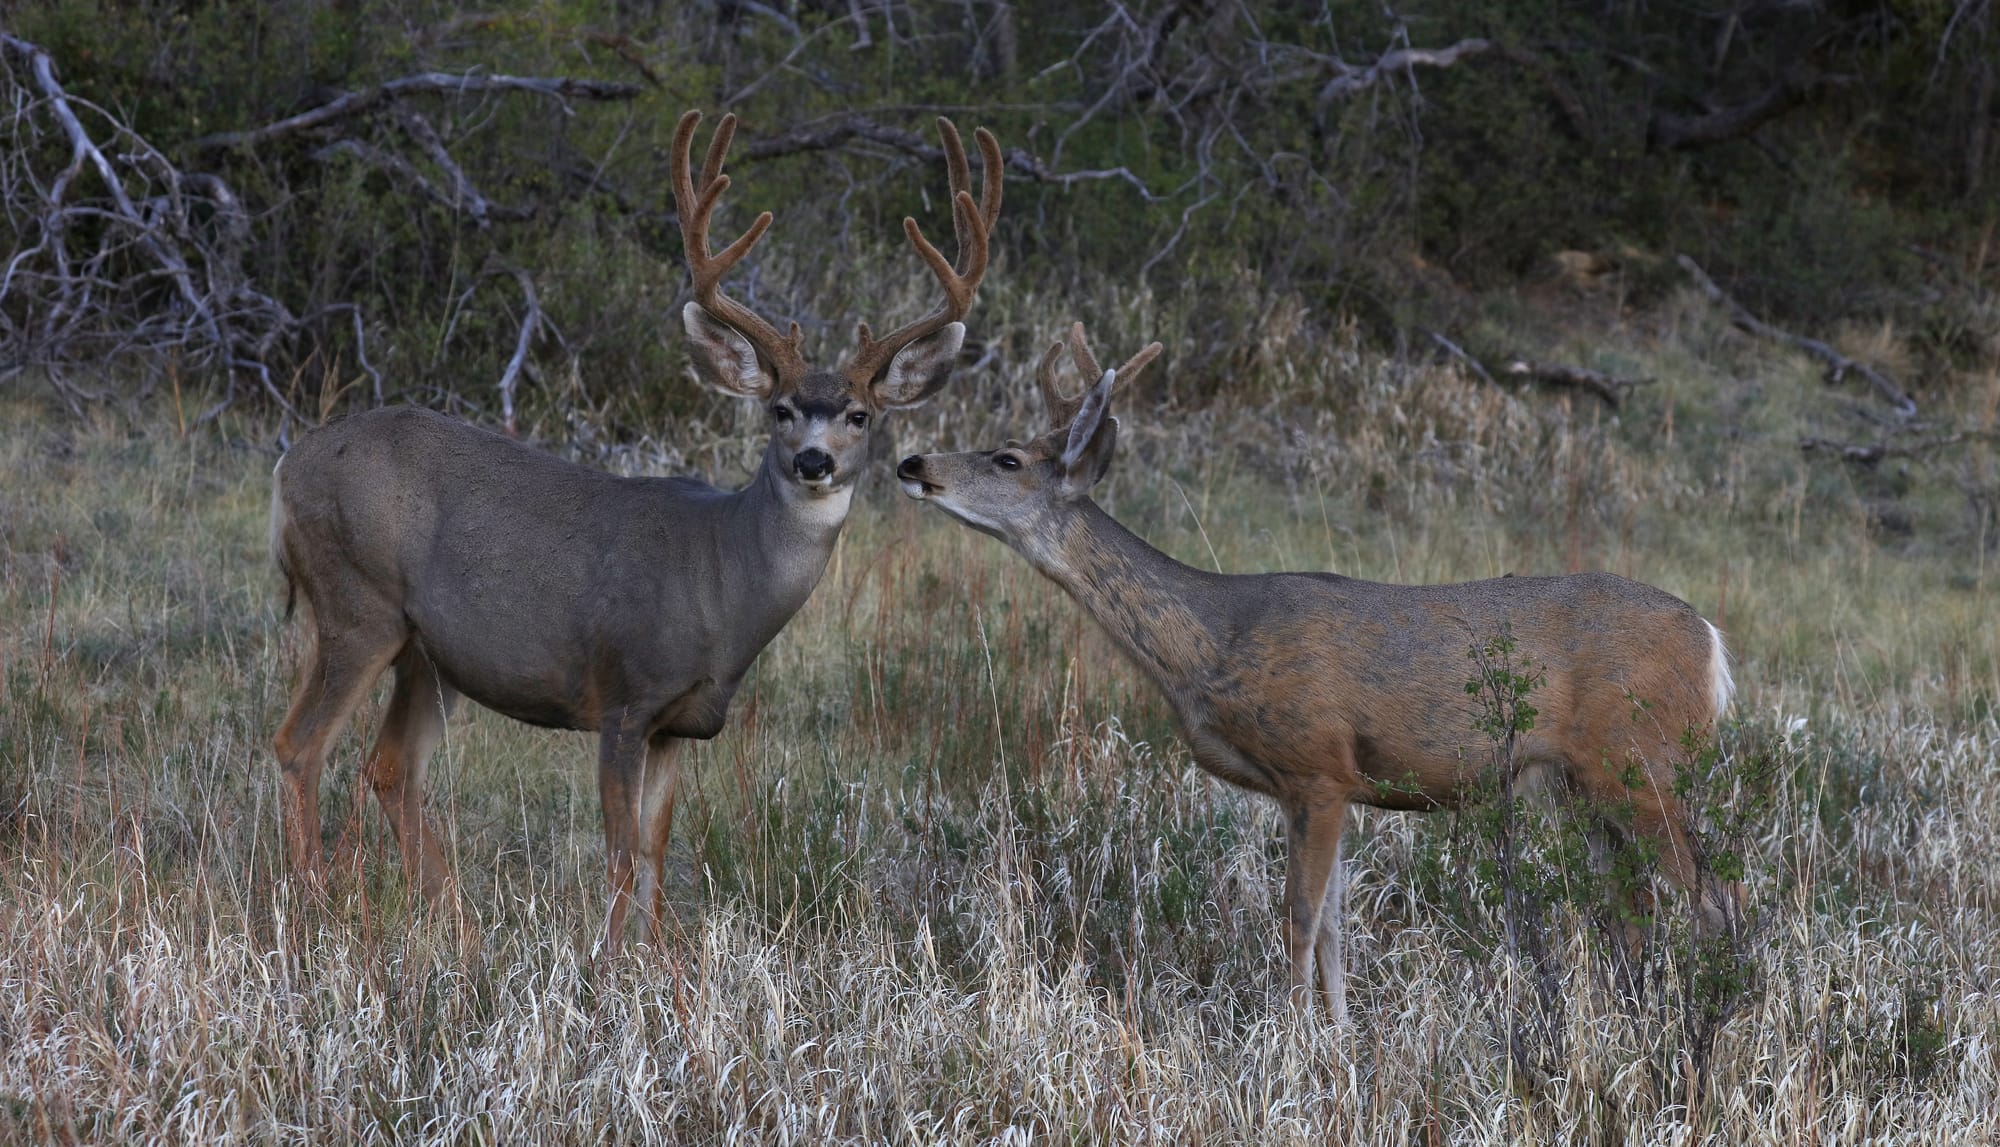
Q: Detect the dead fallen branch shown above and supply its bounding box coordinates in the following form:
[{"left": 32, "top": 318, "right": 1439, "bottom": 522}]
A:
[
  {"left": 1800, "top": 430, "right": 1994, "bottom": 466},
  {"left": 1677, "top": 254, "right": 1918, "bottom": 419},
  {"left": 191, "top": 72, "right": 643, "bottom": 152},
  {"left": 1501, "top": 359, "right": 1653, "bottom": 410},
  {"left": 1426, "top": 330, "right": 1495, "bottom": 385},
  {"left": 1429, "top": 332, "right": 1649, "bottom": 409}
]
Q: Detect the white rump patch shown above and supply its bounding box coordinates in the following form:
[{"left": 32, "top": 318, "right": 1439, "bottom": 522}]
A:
[
  {"left": 1705, "top": 619, "right": 1735, "bottom": 723},
  {"left": 268, "top": 454, "right": 290, "bottom": 571}
]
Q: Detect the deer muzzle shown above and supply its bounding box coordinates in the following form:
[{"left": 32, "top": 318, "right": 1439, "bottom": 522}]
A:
[
  {"left": 896, "top": 455, "right": 938, "bottom": 498},
  {"left": 794, "top": 448, "right": 835, "bottom": 485}
]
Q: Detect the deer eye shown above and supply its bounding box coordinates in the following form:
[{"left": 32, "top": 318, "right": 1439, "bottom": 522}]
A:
[
  {"left": 847, "top": 410, "right": 870, "bottom": 429},
  {"left": 770, "top": 404, "right": 794, "bottom": 422},
  {"left": 994, "top": 453, "right": 1021, "bottom": 471}
]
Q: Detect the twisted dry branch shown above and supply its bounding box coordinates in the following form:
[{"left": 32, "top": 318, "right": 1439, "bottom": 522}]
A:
[
  {"left": 2, "top": 35, "right": 615, "bottom": 425},
  {"left": 0, "top": 32, "right": 323, "bottom": 419}
]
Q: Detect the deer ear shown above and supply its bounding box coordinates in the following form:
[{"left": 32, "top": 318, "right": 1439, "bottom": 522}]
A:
[
  {"left": 871, "top": 321, "right": 964, "bottom": 408},
  {"left": 1060, "top": 369, "right": 1119, "bottom": 494},
  {"left": 682, "top": 302, "right": 775, "bottom": 399}
]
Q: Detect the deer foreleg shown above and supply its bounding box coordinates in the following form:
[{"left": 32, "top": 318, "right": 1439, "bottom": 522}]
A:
[
  {"left": 633, "top": 734, "right": 686, "bottom": 949},
  {"left": 596, "top": 710, "right": 648, "bottom": 955}
]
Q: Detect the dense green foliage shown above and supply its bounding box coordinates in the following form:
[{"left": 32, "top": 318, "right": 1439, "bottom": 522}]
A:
[{"left": 5, "top": 0, "right": 1994, "bottom": 423}]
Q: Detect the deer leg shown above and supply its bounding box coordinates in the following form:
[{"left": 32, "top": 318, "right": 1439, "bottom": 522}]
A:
[
  {"left": 596, "top": 710, "right": 647, "bottom": 955},
  {"left": 1580, "top": 814, "right": 1651, "bottom": 995},
  {"left": 1281, "top": 793, "right": 1350, "bottom": 1018},
  {"left": 1316, "top": 827, "right": 1350, "bottom": 1027},
  {"left": 633, "top": 734, "right": 686, "bottom": 949},
  {"left": 365, "top": 648, "right": 459, "bottom": 904},
  {"left": 1628, "top": 790, "right": 1744, "bottom": 940},
  {"left": 273, "top": 625, "right": 402, "bottom": 881}
]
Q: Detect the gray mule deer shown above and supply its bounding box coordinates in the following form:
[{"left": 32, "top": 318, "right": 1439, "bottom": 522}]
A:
[
  {"left": 896, "top": 324, "right": 1738, "bottom": 1021},
  {"left": 269, "top": 110, "right": 1002, "bottom": 950}
]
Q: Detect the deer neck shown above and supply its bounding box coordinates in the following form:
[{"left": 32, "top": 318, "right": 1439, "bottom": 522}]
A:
[
  {"left": 1017, "top": 498, "right": 1226, "bottom": 696},
  {"left": 727, "top": 454, "right": 853, "bottom": 611}
]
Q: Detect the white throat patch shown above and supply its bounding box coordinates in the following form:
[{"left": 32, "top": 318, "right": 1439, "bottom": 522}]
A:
[{"left": 789, "top": 481, "right": 854, "bottom": 529}]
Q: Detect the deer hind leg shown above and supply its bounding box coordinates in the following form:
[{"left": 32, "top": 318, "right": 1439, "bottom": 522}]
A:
[
  {"left": 365, "top": 647, "right": 459, "bottom": 904},
  {"left": 1281, "top": 792, "right": 1351, "bottom": 1021},
  {"left": 632, "top": 734, "right": 686, "bottom": 949},
  {"left": 1316, "top": 829, "right": 1350, "bottom": 1027},
  {"left": 274, "top": 620, "right": 403, "bottom": 880},
  {"left": 595, "top": 710, "right": 648, "bottom": 955}
]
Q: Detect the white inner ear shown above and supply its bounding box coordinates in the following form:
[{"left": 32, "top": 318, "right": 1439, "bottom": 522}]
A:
[
  {"left": 1062, "top": 370, "right": 1117, "bottom": 470},
  {"left": 878, "top": 321, "right": 965, "bottom": 406},
  {"left": 682, "top": 302, "right": 767, "bottom": 394},
  {"left": 1061, "top": 418, "right": 1093, "bottom": 471}
]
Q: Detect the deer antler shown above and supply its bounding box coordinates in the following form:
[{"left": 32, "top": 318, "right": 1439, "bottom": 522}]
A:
[
  {"left": 1040, "top": 322, "right": 1163, "bottom": 429},
  {"left": 840, "top": 118, "right": 1004, "bottom": 387},
  {"left": 672, "top": 110, "right": 808, "bottom": 381}
]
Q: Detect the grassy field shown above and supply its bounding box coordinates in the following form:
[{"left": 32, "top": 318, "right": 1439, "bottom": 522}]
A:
[{"left": 2, "top": 296, "right": 1997, "bottom": 1142}]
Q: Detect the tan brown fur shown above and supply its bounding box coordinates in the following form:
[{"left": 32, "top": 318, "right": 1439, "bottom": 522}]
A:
[{"left": 899, "top": 325, "right": 1737, "bottom": 1021}]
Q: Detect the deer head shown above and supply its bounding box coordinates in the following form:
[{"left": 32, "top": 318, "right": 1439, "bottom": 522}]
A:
[
  {"left": 673, "top": 110, "right": 1002, "bottom": 498},
  {"left": 896, "top": 322, "right": 1162, "bottom": 541}
]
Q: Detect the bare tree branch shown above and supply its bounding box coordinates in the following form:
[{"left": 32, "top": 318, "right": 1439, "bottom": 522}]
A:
[
  {"left": 491, "top": 265, "right": 542, "bottom": 436},
  {"left": 1649, "top": 69, "right": 1843, "bottom": 151},
  {"left": 191, "top": 72, "right": 643, "bottom": 152},
  {"left": 314, "top": 124, "right": 532, "bottom": 226},
  {"left": 1316, "top": 38, "right": 1494, "bottom": 108},
  {"left": 739, "top": 113, "right": 1159, "bottom": 197},
  {"left": 0, "top": 33, "right": 381, "bottom": 422}
]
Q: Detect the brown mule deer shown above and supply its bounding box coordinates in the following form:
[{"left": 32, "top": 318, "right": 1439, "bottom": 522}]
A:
[
  {"left": 269, "top": 110, "right": 1002, "bottom": 950},
  {"left": 896, "top": 324, "right": 1738, "bottom": 1021}
]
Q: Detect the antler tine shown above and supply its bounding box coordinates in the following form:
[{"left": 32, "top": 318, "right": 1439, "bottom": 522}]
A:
[
  {"left": 1115, "top": 340, "right": 1164, "bottom": 391},
  {"left": 841, "top": 118, "right": 1003, "bottom": 387},
  {"left": 1045, "top": 322, "right": 1165, "bottom": 429},
  {"left": 1036, "top": 339, "right": 1073, "bottom": 427},
  {"left": 1066, "top": 322, "right": 1102, "bottom": 382},
  {"left": 937, "top": 118, "right": 971, "bottom": 256},
  {"left": 698, "top": 112, "right": 735, "bottom": 194},
  {"left": 974, "top": 128, "right": 1003, "bottom": 231},
  {"left": 671, "top": 110, "right": 806, "bottom": 380}
]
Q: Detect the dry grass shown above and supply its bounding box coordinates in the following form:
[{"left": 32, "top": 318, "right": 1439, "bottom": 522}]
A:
[{"left": 2, "top": 306, "right": 1997, "bottom": 1142}]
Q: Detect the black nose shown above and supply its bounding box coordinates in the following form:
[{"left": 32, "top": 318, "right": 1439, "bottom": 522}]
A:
[
  {"left": 794, "top": 448, "right": 835, "bottom": 481},
  {"left": 896, "top": 455, "right": 925, "bottom": 481}
]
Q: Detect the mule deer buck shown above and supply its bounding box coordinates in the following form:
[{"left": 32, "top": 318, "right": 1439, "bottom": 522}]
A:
[
  {"left": 896, "top": 324, "right": 1738, "bottom": 1021},
  {"left": 269, "top": 110, "right": 1002, "bottom": 950}
]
